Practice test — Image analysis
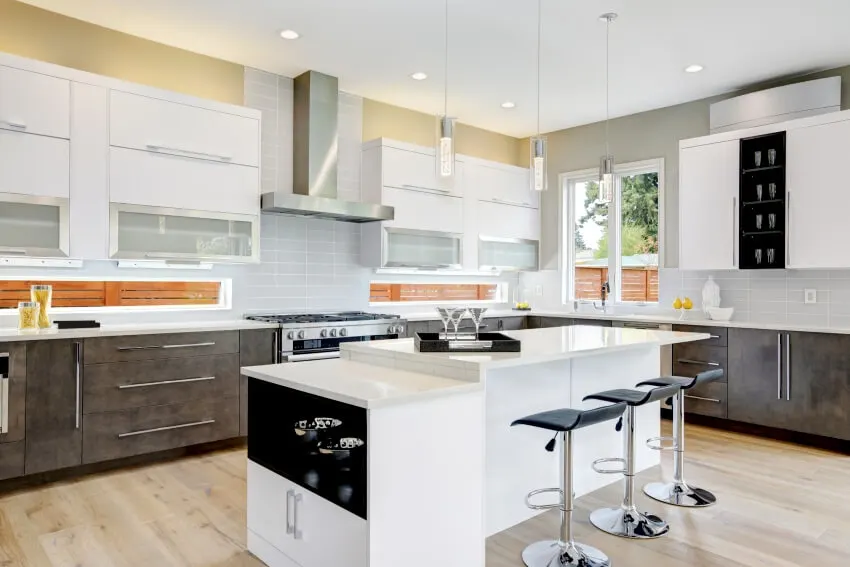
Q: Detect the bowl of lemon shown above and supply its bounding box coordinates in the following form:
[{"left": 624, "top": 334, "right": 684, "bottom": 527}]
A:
[{"left": 672, "top": 297, "right": 693, "bottom": 320}]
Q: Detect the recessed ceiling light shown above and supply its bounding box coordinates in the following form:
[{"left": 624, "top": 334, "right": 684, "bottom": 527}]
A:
[
  {"left": 410, "top": 72, "right": 428, "bottom": 81},
  {"left": 279, "top": 29, "right": 300, "bottom": 40},
  {"left": 501, "top": 101, "right": 516, "bottom": 109},
  {"left": 685, "top": 64, "right": 704, "bottom": 73}
]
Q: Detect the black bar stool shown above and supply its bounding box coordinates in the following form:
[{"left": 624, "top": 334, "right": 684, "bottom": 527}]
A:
[
  {"left": 636, "top": 368, "right": 725, "bottom": 507},
  {"left": 582, "top": 384, "right": 682, "bottom": 539},
  {"left": 511, "top": 402, "right": 627, "bottom": 567}
]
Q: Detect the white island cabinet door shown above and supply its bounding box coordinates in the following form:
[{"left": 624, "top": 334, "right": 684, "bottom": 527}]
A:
[
  {"left": 787, "top": 119, "right": 850, "bottom": 269},
  {"left": 678, "top": 140, "right": 739, "bottom": 270}
]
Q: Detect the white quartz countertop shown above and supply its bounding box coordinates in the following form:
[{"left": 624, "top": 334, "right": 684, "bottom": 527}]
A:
[
  {"left": 0, "top": 319, "right": 279, "bottom": 342},
  {"left": 343, "top": 326, "right": 710, "bottom": 370},
  {"left": 392, "top": 308, "right": 850, "bottom": 335},
  {"left": 242, "top": 360, "right": 481, "bottom": 409}
]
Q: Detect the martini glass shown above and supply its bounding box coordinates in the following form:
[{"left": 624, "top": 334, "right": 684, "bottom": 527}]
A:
[
  {"left": 436, "top": 307, "right": 455, "bottom": 339},
  {"left": 448, "top": 308, "right": 468, "bottom": 339},
  {"left": 467, "top": 307, "right": 488, "bottom": 340}
]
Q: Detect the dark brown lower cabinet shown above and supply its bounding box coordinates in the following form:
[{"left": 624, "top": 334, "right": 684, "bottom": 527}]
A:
[
  {"left": 0, "top": 342, "right": 26, "bottom": 444},
  {"left": 727, "top": 328, "right": 786, "bottom": 430},
  {"left": 25, "top": 339, "right": 83, "bottom": 474},
  {"left": 0, "top": 441, "right": 25, "bottom": 480},
  {"left": 239, "top": 329, "right": 278, "bottom": 436},
  {"left": 785, "top": 332, "right": 850, "bottom": 441}
]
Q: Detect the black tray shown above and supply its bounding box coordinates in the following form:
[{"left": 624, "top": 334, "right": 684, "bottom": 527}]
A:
[{"left": 414, "top": 332, "right": 521, "bottom": 353}]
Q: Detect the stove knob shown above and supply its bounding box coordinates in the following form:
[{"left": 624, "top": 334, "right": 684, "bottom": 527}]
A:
[
  {"left": 297, "top": 330, "right": 305, "bottom": 339},
  {"left": 339, "top": 328, "right": 348, "bottom": 337},
  {"left": 329, "top": 328, "right": 338, "bottom": 337},
  {"left": 320, "top": 329, "right": 328, "bottom": 338},
  {"left": 387, "top": 325, "right": 395, "bottom": 334},
  {"left": 395, "top": 325, "right": 405, "bottom": 335},
  {"left": 287, "top": 331, "right": 295, "bottom": 340}
]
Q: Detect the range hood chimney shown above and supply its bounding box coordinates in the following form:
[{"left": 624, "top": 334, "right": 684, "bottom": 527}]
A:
[{"left": 261, "top": 70, "right": 394, "bottom": 223}]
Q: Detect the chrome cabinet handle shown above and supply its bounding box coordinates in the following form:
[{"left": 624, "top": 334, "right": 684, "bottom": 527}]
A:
[
  {"left": 286, "top": 490, "right": 295, "bottom": 535},
  {"left": 293, "top": 493, "right": 303, "bottom": 539},
  {"left": 777, "top": 333, "right": 783, "bottom": 400},
  {"left": 401, "top": 184, "right": 451, "bottom": 194},
  {"left": 709, "top": 334, "right": 721, "bottom": 339},
  {"left": 492, "top": 197, "right": 533, "bottom": 207},
  {"left": 117, "top": 342, "right": 215, "bottom": 351},
  {"left": 684, "top": 394, "right": 721, "bottom": 403},
  {"left": 118, "top": 376, "right": 215, "bottom": 389},
  {"left": 677, "top": 358, "right": 720, "bottom": 367},
  {"left": 117, "top": 419, "right": 215, "bottom": 438},
  {"left": 283, "top": 352, "right": 340, "bottom": 362},
  {"left": 74, "top": 342, "right": 82, "bottom": 430},
  {"left": 786, "top": 333, "right": 791, "bottom": 401},
  {"left": 0, "top": 120, "right": 26, "bottom": 129},
  {"left": 145, "top": 143, "right": 232, "bottom": 162}
]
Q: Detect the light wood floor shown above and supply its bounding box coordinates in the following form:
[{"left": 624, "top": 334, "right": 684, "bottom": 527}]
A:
[{"left": 0, "top": 423, "right": 847, "bottom": 566}]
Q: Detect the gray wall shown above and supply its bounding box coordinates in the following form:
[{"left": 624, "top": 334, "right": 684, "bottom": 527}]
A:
[{"left": 539, "top": 64, "right": 850, "bottom": 271}]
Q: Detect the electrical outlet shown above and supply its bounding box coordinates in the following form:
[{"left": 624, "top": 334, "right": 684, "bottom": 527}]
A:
[
  {"left": 804, "top": 289, "right": 817, "bottom": 304},
  {"left": 535, "top": 285, "right": 543, "bottom": 297}
]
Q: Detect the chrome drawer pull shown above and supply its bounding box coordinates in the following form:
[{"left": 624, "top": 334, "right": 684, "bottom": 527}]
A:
[
  {"left": 145, "top": 143, "right": 232, "bottom": 162},
  {"left": 118, "top": 376, "right": 215, "bottom": 389},
  {"left": 709, "top": 335, "right": 721, "bottom": 339},
  {"left": 0, "top": 120, "right": 26, "bottom": 129},
  {"left": 401, "top": 183, "right": 451, "bottom": 194},
  {"left": 677, "top": 358, "right": 720, "bottom": 367},
  {"left": 117, "top": 342, "right": 215, "bottom": 352},
  {"left": 117, "top": 419, "right": 215, "bottom": 438},
  {"left": 684, "top": 394, "right": 721, "bottom": 404},
  {"left": 161, "top": 342, "right": 216, "bottom": 350}
]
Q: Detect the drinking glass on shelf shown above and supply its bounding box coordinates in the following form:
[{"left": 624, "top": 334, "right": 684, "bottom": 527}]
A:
[
  {"left": 768, "top": 149, "right": 777, "bottom": 166},
  {"left": 767, "top": 248, "right": 776, "bottom": 264},
  {"left": 754, "top": 151, "right": 762, "bottom": 168},
  {"left": 436, "top": 307, "right": 454, "bottom": 339},
  {"left": 467, "top": 308, "right": 488, "bottom": 340},
  {"left": 755, "top": 184, "right": 763, "bottom": 201},
  {"left": 755, "top": 249, "right": 763, "bottom": 265},
  {"left": 768, "top": 213, "right": 777, "bottom": 229},
  {"left": 768, "top": 182, "right": 777, "bottom": 199},
  {"left": 755, "top": 214, "right": 763, "bottom": 230}
]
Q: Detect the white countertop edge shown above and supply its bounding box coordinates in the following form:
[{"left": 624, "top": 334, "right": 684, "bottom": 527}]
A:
[
  {"left": 0, "top": 319, "right": 279, "bottom": 342},
  {"left": 392, "top": 308, "right": 850, "bottom": 335},
  {"left": 241, "top": 363, "right": 483, "bottom": 409}
]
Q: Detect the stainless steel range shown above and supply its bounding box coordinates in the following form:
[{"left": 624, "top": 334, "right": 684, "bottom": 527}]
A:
[{"left": 245, "top": 312, "right": 406, "bottom": 363}]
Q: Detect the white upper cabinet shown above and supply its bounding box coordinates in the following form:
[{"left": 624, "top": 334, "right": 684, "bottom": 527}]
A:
[
  {"left": 678, "top": 140, "right": 739, "bottom": 270},
  {"left": 786, "top": 119, "right": 850, "bottom": 269},
  {"left": 367, "top": 142, "right": 464, "bottom": 198},
  {"left": 467, "top": 161, "right": 538, "bottom": 209},
  {"left": 477, "top": 200, "right": 539, "bottom": 242},
  {"left": 382, "top": 186, "right": 463, "bottom": 234},
  {"left": 0, "top": 129, "right": 69, "bottom": 199},
  {"left": 110, "top": 91, "right": 260, "bottom": 167},
  {"left": 0, "top": 65, "right": 70, "bottom": 139}
]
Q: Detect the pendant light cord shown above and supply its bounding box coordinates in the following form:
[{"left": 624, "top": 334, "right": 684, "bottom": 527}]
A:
[
  {"left": 444, "top": 0, "right": 449, "bottom": 117},
  {"left": 536, "top": 0, "right": 542, "bottom": 137},
  {"left": 605, "top": 16, "right": 610, "bottom": 156}
]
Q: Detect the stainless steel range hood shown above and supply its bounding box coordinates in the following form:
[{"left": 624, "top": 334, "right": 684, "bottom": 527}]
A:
[{"left": 261, "top": 70, "right": 394, "bottom": 223}]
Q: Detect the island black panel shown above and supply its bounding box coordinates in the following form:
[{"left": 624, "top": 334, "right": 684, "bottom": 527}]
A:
[{"left": 248, "top": 378, "right": 367, "bottom": 520}]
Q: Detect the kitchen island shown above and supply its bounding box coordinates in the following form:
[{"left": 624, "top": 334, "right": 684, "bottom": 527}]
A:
[{"left": 241, "top": 325, "right": 709, "bottom": 567}]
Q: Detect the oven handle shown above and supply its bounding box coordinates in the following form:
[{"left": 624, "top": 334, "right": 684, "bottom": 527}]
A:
[{"left": 283, "top": 352, "right": 341, "bottom": 363}]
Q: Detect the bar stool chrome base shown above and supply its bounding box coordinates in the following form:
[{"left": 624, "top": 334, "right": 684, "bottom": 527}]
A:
[
  {"left": 521, "top": 540, "right": 610, "bottom": 567},
  {"left": 644, "top": 480, "right": 716, "bottom": 507},
  {"left": 589, "top": 505, "right": 670, "bottom": 539}
]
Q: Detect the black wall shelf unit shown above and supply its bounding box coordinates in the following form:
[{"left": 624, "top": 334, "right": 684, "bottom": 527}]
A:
[{"left": 739, "top": 131, "right": 786, "bottom": 269}]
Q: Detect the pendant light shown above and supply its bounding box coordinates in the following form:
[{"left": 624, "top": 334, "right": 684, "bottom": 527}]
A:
[
  {"left": 436, "top": 0, "right": 456, "bottom": 188},
  {"left": 529, "top": 0, "right": 547, "bottom": 192},
  {"left": 599, "top": 12, "right": 617, "bottom": 203}
]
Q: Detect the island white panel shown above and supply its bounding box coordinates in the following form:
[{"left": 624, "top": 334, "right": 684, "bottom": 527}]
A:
[{"left": 368, "top": 390, "right": 484, "bottom": 567}]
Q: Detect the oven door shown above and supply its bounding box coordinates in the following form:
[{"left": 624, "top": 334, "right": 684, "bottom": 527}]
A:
[{"left": 282, "top": 334, "right": 400, "bottom": 363}]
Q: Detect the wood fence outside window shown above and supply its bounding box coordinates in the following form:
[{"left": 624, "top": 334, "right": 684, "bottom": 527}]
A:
[
  {"left": 574, "top": 267, "right": 658, "bottom": 302},
  {"left": 370, "top": 283, "right": 499, "bottom": 303},
  {"left": 0, "top": 280, "right": 222, "bottom": 309}
]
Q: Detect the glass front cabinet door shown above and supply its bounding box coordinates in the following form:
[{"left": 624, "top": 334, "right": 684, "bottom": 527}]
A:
[
  {"left": 478, "top": 236, "right": 539, "bottom": 272},
  {"left": 383, "top": 227, "right": 463, "bottom": 269},
  {"left": 109, "top": 203, "right": 260, "bottom": 263},
  {"left": 0, "top": 193, "right": 70, "bottom": 257}
]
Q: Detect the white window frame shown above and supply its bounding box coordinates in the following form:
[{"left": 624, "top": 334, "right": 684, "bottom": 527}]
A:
[{"left": 559, "top": 158, "right": 665, "bottom": 305}]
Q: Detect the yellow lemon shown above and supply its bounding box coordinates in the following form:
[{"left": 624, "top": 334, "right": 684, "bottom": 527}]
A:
[
  {"left": 672, "top": 297, "right": 682, "bottom": 310},
  {"left": 683, "top": 297, "right": 693, "bottom": 310}
]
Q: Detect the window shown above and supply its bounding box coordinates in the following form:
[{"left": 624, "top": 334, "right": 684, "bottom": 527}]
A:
[
  {"left": 370, "top": 283, "right": 507, "bottom": 304},
  {"left": 562, "top": 159, "right": 663, "bottom": 304},
  {"left": 0, "top": 280, "right": 226, "bottom": 310}
]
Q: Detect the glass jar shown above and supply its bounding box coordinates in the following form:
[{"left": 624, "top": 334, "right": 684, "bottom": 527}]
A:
[
  {"left": 30, "top": 284, "right": 52, "bottom": 329},
  {"left": 18, "top": 301, "right": 40, "bottom": 331}
]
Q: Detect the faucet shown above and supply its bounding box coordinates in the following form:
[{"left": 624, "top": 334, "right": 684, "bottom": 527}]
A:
[{"left": 593, "top": 281, "right": 610, "bottom": 312}]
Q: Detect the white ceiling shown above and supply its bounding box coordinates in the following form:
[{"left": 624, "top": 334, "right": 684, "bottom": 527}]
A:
[{"left": 18, "top": 0, "right": 850, "bottom": 137}]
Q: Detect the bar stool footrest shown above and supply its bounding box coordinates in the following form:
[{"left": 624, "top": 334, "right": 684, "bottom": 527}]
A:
[
  {"left": 525, "top": 487, "right": 563, "bottom": 510},
  {"left": 591, "top": 457, "right": 626, "bottom": 475},
  {"left": 645, "top": 435, "right": 677, "bottom": 451}
]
